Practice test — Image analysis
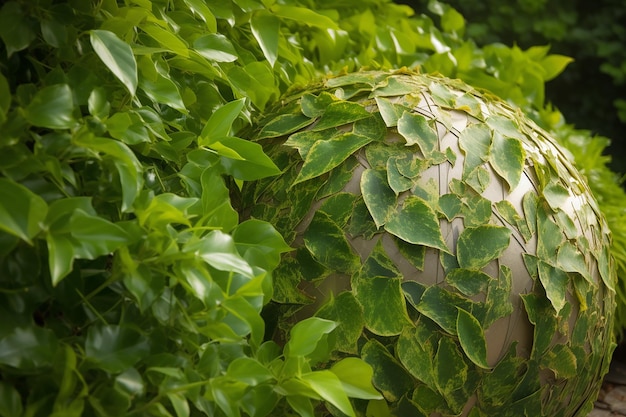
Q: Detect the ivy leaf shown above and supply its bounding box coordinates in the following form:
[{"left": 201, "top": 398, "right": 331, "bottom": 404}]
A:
[
  {"left": 456, "top": 308, "right": 490, "bottom": 369},
  {"left": 90, "top": 30, "right": 137, "bottom": 96},
  {"left": 251, "top": 12, "right": 280, "bottom": 67},
  {"left": 456, "top": 225, "right": 511, "bottom": 270},
  {"left": 384, "top": 196, "right": 450, "bottom": 253},
  {"left": 310, "top": 101, "right": 370, "bottom": 131},
  {"left": 490, "top": 133, "right": 525, "bottom": 190},
  {"left": 294, "top": 133, "right": 373, "bottom": 184},
  {"left": 537, "top": 260, "right": 568, "bottom": 314},
  {"left": 458, "top": 124, "right": 491, "bottom": 180},
  {"left": 24, "top": 84, "right": 75, "bottom": 129},
  {"left": 397, "top": 112, "right": 438, "bottom": 158},
  {"left": 360, "top": 168, "right": 397, "bottom": 228},
  {"left": 304, "top": 211, "right": 360, "bottom": 274},
  {"left": 315, "top": 292, "right": 365, "bottom": 354},
  {"left": 0, "top": 178, "right": 47, "bottom": 243},
  {"left": 361, "top": 340, "right": 415, "bottom": 402},
  {"left": 434, "top": 337, "right": 468, "bottom": 394}
]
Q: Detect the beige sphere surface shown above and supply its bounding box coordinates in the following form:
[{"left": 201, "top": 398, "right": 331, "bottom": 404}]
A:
[{"left": 243, "top": 70, "right": 615, "bottom": 417}]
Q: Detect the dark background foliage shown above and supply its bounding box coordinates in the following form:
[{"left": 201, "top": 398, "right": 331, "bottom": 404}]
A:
[{"left": 397, "top": 0, "right": 626, "bottom": 174}]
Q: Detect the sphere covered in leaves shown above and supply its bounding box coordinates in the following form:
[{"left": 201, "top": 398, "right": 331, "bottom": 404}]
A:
[{"left": 243, "top": 70, "right": 615, "bottom": 416}]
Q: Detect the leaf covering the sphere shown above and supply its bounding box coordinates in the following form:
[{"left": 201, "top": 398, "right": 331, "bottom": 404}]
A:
[
  {"left": 397, "top": 112, "right": 439, "bottom": 158},
  {"left": 384, "top": 196, "right": 450, "bottom": 253},
  {"left": 458, "top": 124, "right": 491, "bottom": 180},
  {"left": 490, "top": 133, "right": 525, "bottom": 190},
  {"left": 361, "top": 169, "right": 397, "bottom": 228},
  {"left": 310, "top": 101, "right": 370, "bottom": 131},
  {"left": 303, "top": 211, "right": 360, "bottom": 274},
  {"left": 457, "top": 225, "right": 511, "bottom": 269},
  {"left": 456, "top": 308, "right": 490, "bottom": 369},
  {"left": 294, "top": 133, "right": 373, "bottom": 184}
]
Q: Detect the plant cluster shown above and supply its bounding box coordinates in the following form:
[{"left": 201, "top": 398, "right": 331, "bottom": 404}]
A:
[{"left": 0, "top": 0, "right": 623, "bottom": 416}]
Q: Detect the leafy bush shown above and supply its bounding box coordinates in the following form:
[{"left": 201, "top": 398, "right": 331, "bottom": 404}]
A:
[{"left": 0, "top": 0, "right": 623, "bottom": 416}]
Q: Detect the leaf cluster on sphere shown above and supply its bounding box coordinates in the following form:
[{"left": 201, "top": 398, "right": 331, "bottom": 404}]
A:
[{"left": 245, "top": 69, "right": 615, "bottom": 417}]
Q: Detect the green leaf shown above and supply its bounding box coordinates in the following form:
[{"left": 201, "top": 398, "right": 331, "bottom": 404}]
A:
[
  {"left": 0, "top": 381, "right": 23, "bottom": 417},
  {"left": 543, "top": 182, "right": 570, "bottom": 211},
  {"left": 384, "top": 195, "right": 450, "bottom": 253},
  {"left": 232, "top": 219, "right": 292, "bottom": 271},
  {"left": 456, "top": 308, "right": 490, "bottom": 369},
  {"left": 490, "top": 134, "right": 525, "bottom": 190},
  {"left": 417, "top": 286, "right": 475, "bottom": 335},
  {"left": 397, "top": 112, "right": 439, "bottom": 158},
  {"left": 24, "top": 84, "right": 75, "bottom": 129},
  {"left": 183, "top": 0, "right": 217, "bottom": 31},
  {"left": 295, "top": 132, "right": 373, "bottom": 184},
  {"left": 184, "top": 230, "right": 254, "bottom": 277},
  {"left": 0, "top": 2, "right": 35, "bottom": 56},
  {"left": 303, "top": 211, "right": 360, "bottom": 274},
  {"left": 251, "top": 12, "right": 280, "bottom": 67},
  {"left": 456, "top": 225, "right": 511, "bottom": 270},
  {"left": 301, "top": 92, "right": 338, "bottom": 118},
  {"left": 212, "top": 136, "right": 281, "bottom": 180},
  {"left": 330, "top": 357, "right": 382, "bottom": 400},
  {"left": 310, "top": 101, "right": 371, "bottom": 131},
  {"left": 90, "top": 30, "right": 138, "bottom": 96},
  {"left": 537, "top": 260, "right": 568, "bottom": 314},
  {"left": 271, "top": 5, "right": 340, "bottom": 30},
  {"left": 361, "top": 339, "right": 415, "bottom": 402},
  {"left": 194, "top": 33, "right": 238, "bottom": 62},
  {"left": 141, "top": 23, "right": 189, "bottom": 57},
  {"left": 434, "top": 337, "right": 468, "bottom": 394},
  {"left": 285, "top": 317, "right": 337, "bottom": 358},
  {"left": 73, "top": 135, "right": 143, "bottom": 211},
  {"left": 300, "top": 371, "right": 355, "bottom": 417},
  {"left": 540, "top": 54, "right": 574, "bottom": 81},
  {"left": 557, "top": 241, "right": 592, "bottom": 283},
  {"left": 352, "top": 242, "right": 412, "bottom": 336},
  {"left": 0, "top": 326, "right": 58, "bottom": 370},
  {"left": 374, "top": 97, "right": 412, "bottom": 127},
  {"left": 200, "top": 99, "right": 245, "bottom": 144},
  {"left": 0, "top": 178, "right": 47, "bottom": 243},
  {"left": 227, "top": 357, "right": 274, "bottom": 386},
  {"left": 227, "top": 62, "right": 276, "bottom": 110},
  {"left": 360, "top": 169, "right": 397, "bottom": 228},
  {"left": 139, "top": 73, "right": 186, "bottom": 112},
  {"left": 315, "top": 292, "right": 365, "bottom": 354},
  {"left": 257, "top": 113, "right": 313, "bottom": 139},
  {"left": 85, "top": 324, "right": 150, "bottom": 374},
  {"left": 446, "top": 268, "right": 492, "bottom": 296},
  {"left": 0, "top": 73, "right": 10, "bottom": 124},
  {"left": 397, "top": 325, "right": 437, "bottom": 386},
  {"left": 70, "top": 210, "right": 130, "bottom": 258},
  {"left": 458, "top": 124, "right": 491, "bottom": 180}
]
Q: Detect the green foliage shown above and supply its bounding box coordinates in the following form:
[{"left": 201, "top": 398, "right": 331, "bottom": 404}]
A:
[
  {"left": 1, "top": 0, "right": 625, "bottom": 415},
  {"left": 244, "top": 69, "right": 615, "bottom": 416}
]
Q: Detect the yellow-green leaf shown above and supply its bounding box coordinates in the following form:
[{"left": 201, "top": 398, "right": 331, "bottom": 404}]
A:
[
  {"left": 456, "top": 225, "right": 511, "bottom": 269},
  {"left": 456, "top": 308, "right": 490, "bottom": 369}
]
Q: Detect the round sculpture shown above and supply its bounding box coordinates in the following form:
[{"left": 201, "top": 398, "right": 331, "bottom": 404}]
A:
[{"left": 242, "top": 70, "right": 615, "bottom": 416}]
